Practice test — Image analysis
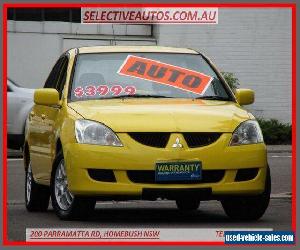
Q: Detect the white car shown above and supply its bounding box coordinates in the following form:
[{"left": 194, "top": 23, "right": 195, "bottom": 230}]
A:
[{"left": 7, "top": 78, "right": 34, "bottom": 149}]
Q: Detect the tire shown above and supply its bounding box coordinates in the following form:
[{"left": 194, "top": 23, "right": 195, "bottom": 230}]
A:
[
  {"left": 50, "top": 151, "right": 96, "bottom": 220},
  {"left": 25, "top": 162, "right": 50, "bottom": 212},
  {"left": 221, "top": 166, "right": 271, "bottom": 221},
  {"left": 176, "top": 198, "right": 200, "bottom": 211}
]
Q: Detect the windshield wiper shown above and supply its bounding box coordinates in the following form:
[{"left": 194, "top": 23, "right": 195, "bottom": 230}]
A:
[
  {"left": 103, "top": 94, "right": 172, "bottom": 99},
  {"left": 194, "top": 96, "right": 231, "bottom": 101}
]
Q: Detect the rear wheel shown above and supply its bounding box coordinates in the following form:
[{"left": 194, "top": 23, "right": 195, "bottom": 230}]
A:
[
  {"left": 25, "top": 162, "right": 50, "bottom": 212},
  {"left": 176, "top": 198, "right": 200, "bottom": 211},
  {"left": 50, "top": 151, "right": 96, "bottom": 220},
  {"left": 221, "top": 167, "right": 271, "bottom": 221}
]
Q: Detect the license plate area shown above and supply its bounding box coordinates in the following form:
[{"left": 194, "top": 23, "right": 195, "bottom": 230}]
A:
[{"left": 155, "top": 161, "right": 202, "bottom": 182}]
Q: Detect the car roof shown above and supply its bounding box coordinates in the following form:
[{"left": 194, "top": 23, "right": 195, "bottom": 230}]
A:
[{"left": 77, "top": 46, "right": 199, "bottom": 55}]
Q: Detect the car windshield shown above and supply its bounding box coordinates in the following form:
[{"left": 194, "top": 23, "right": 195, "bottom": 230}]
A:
[{"left": 70, "top": 52, "right": 231, "bottom": 101}]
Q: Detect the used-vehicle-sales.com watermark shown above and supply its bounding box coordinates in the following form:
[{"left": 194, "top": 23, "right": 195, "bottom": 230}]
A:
[{"left": 81, "top": 8, "right": 218, "bottom": 24}]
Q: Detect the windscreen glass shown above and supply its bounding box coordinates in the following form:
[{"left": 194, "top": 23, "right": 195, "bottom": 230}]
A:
[{"left": 70, "top": 53, "right": 230, "bottom": 101}]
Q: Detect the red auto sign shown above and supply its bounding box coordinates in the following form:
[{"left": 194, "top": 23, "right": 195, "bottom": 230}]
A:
[{"left": 118, "top": 55, "right": 213, "bottom": 95}]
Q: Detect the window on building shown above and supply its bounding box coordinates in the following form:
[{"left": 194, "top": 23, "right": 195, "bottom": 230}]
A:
[
  {"left": 7, "top": 8, "right": 81, "bottom": 23},
  {"left": 71, "top": 8, "right": 81, "bottom": 23},
  {"left": 15, "top": 9, "right": 43, "bottom": 21},
  {"left": 44, "top": 9, "right": 70, "bottom": 22},
  {"left": 7, "top": 8, "right": 14, "bottom": 20}
]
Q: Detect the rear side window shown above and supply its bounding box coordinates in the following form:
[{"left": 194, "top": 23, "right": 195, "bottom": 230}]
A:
[
  {"left": 55, "top": 57, "right": 69, "bottom": 99},
  {"left": 44, "top": 57, "right": 65, "bottom": 89}
]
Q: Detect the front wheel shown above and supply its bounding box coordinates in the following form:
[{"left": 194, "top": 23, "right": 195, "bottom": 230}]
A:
[
  {"left": 50, "top": 151, "right": 96, "bottom": 220},
  {"left": 221, "top": 167, "right": 271, "bottom": 221}
]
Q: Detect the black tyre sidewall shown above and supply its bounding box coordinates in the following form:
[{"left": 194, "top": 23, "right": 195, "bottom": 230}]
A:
[
  {"left": 221, "top": 166, "right": 271, "bottom": 221},
  {"left": 25, "top": 164, "right": 50, "bottom": 212}
]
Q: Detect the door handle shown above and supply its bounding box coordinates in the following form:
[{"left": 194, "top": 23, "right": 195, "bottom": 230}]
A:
[{"left": 41, "top": 114, "right": 46, "bottom": 120}]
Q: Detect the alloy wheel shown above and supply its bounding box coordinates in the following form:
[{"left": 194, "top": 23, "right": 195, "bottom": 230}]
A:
[
  {"left": 26, "top": 163, "right": 32, "bottom": 203},
  {"left": 54, "top": 159, "right": 74, "bottom": 210}
]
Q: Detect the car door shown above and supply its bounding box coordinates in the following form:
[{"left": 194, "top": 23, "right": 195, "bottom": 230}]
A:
[{"left": 29, "top": 57, "right": 64, "bottom": 183}]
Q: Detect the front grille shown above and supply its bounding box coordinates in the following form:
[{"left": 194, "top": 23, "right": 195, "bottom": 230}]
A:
[
  {"left": 183, "top": 132, "right": 222, "bottom": 148},
  {"left": 127, "top": 170, "right": 225, "bottom": 184},
  {"left": 128, "top": 132, "right": 170, "bottom": 148}
]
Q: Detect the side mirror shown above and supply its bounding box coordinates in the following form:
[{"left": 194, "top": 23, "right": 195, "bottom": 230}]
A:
[
  {"left": 235, "top": 88, "right": 255, "bottom": 105},
  {"left": 34, "top": 88, "right": 60, "bottom": 106}
]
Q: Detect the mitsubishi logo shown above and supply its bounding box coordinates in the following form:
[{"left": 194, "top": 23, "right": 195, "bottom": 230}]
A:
[{"left": 172, "top": 137, "right": 183, "bottom": 148}]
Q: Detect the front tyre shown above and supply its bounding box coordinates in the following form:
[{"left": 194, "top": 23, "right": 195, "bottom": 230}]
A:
[
  {"left": 51, "top": 151, "right": 96, "bottom": 220},
  {"left": 221, "top": 167, "right": 271, "bottom": 221},
  {"left": 25, "top": 162, "right": 50, "bottom": 212}
]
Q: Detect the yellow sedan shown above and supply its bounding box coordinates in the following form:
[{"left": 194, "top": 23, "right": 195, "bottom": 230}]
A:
[{"left": 23, "top": 46, "right": 270, "bottom": 220}]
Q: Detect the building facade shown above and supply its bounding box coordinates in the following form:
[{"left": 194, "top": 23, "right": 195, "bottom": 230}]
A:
[{"left": 7, "top": 8, "right": 292, "bottom": 122}]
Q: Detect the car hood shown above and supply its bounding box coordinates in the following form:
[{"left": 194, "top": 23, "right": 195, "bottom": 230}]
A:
[{"left": 68, "top": 99, "right": 251, "bottom": 132}]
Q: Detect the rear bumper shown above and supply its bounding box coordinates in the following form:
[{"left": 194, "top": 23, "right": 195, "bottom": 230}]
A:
[{"left": 64, "top": 133, "right": 268, "bottom": 199}]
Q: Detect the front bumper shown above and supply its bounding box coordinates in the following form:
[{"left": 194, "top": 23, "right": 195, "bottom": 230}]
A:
[{"left": 64, "top": 133, "right": 268, "bottom": 198}]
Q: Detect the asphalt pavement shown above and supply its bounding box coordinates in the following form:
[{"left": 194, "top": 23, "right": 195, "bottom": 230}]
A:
[{"left": 6, "top": 151, "right": 292, "bottom": 241}]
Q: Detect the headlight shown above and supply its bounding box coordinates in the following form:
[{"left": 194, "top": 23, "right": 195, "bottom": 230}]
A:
[
  {"left": 75, "top": 120, "right": 123, "bottom": 146},
  {"left": 230, "top": 120, "right": 264, "bottom": 146}
]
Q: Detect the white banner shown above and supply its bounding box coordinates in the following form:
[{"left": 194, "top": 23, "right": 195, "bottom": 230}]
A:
[{"left": 26, "top": 228, "right": 272, "bottom": 242}]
